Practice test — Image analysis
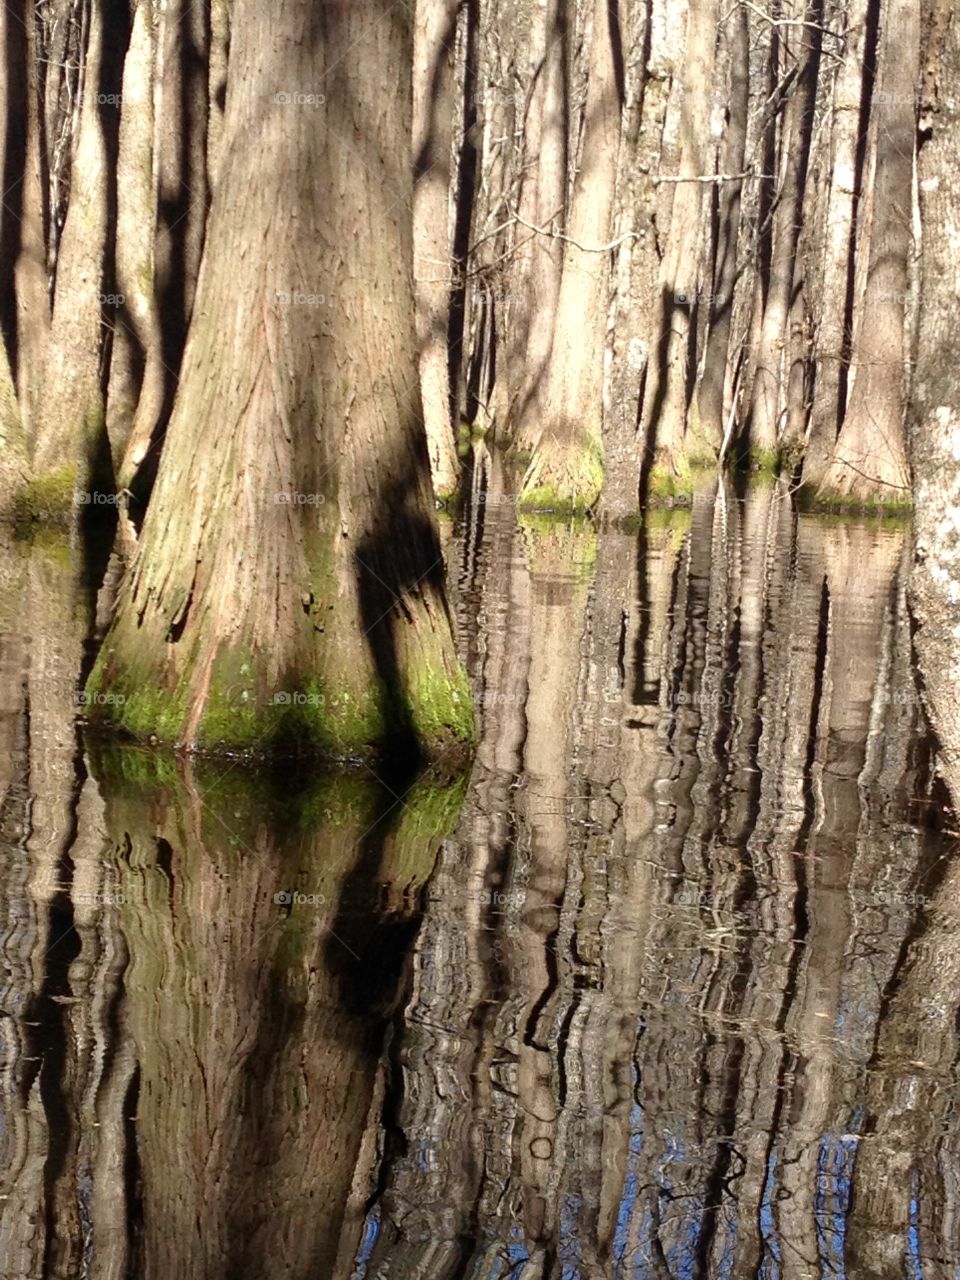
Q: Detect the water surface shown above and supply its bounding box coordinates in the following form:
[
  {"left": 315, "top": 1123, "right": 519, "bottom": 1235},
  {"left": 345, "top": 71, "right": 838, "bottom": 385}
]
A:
[{"left": 0, "top": 482, "right": 956, "bottom": 1279}]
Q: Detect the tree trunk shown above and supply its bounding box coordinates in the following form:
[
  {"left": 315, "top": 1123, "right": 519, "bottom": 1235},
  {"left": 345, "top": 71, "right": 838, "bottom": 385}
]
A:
[
  {"left": 87, "top": 0, "right": 474, "bottom": 760},
  {"left": 32, "top": 0, "right": 127, "bottom": 507},
  {"left": 105, "top": 0, "right": 158, "bottom": 469},
  {"left": 818, "top": 0, "right": 916, "bottom": 504},
  {"left": 11, "top": 0, "right": 52, "bottom": 446},
  {"left": 518, "top": 0, "right": 621, "bottom": 512},
  {"left": 602, "top": 0, "right": 655, "bottom": 518},
  {"left": 909, "top": 0, "right": 960, "bottom": 804},
  {"left": 693, "top": 2, "right": 748, "bottom": 452},
  {"left": 118, "top": 0, "right": 210, "bottom": 494},
  {"left": 802, "top": 0, "right": 872, "bottom": 487},
  {"left": 413, "top": 0, "right": 461, "bottom": 501},
  {"left": 640, "top": 0, "right": 719, "bottom": 484},
  {"left": 746, "top": 0, "right": 821, "bottom": 468},
  {"left": 509, "top": 0, "right": 566, "bottom": 447}
]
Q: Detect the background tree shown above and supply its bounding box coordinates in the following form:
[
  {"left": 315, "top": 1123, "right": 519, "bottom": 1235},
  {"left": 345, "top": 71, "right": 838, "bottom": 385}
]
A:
[
  {"left": 910, "top": 0, "right": 960, "bottom": 802},
  {"left": 817, "top": 0, "right": 917, "bottom": 503},
  {"left": 413, "top": 0, "right": 461, "bottom": 500}
]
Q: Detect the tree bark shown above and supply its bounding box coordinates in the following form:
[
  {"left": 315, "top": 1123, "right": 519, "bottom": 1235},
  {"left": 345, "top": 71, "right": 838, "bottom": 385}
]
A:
[
  {"left": 640, "top": 0, "right": 719, "bottom": 482},
  {"left": 746, "top": 0, "right": 821, "bottom": 468},
  {"left": 818, "top": 0, "right": 916, "bottom": 504},
  {"left": 118, "top": 0, "right": 210, "bottom": 494},
  {"left": 413, "top": 0, "right": 461, "bottom": 500},
  {"left": 509, "top": 0, "right": 566, "bottom": 448},
  {"left": 105, "top": 0, "right": 158, "bottom": 470},
  {"left": 909, "top": 0, "right": 960, "bottom": 804},
  {"left": 518, "top": 0, "right": 621, "bottom": 512},
  {"left": 693, "top": 2, "right": 748, "bottom": 451},
  {"left": 32, "top": 0, "right": 126, "bottom": 505},
  {"left": 87, "top": 0, "right": 474, "bottom": 760},
  {"left": 802, "top": 0, "right": 872, "bottom": 487}
]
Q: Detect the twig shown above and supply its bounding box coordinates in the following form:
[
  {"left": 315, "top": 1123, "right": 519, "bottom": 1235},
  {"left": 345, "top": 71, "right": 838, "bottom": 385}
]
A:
[
  {"left": 653, "top": 171, "right": 774, "bottom": 185},
  {"left": 509, "top": 206, "right": 640, "bottom": 253}
]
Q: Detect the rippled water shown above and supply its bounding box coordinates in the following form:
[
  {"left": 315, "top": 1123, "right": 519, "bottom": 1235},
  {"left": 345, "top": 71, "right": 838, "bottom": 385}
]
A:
[{"left": 1, "top": 479, "right": 957, "bottom": 1279}]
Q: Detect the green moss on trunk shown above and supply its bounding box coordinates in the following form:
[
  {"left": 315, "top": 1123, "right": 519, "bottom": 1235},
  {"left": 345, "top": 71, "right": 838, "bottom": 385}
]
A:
[
  {"left": 11, "top": 464, "right": 79, "bottom": 525},
  {"left": 518, "top": 433, "right": 603, "bottom": 514}
]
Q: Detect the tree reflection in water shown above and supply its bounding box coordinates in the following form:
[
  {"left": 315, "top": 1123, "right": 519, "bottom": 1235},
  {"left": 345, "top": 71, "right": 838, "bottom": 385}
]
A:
[{"left": 0, "top": 482, "right": 956, "bottom": 1279}]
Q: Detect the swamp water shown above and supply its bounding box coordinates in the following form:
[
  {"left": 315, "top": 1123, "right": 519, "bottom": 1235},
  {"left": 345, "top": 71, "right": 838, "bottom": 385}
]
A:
[{"left": 0, "top": 482, "right": 957, "bottom": 1279}]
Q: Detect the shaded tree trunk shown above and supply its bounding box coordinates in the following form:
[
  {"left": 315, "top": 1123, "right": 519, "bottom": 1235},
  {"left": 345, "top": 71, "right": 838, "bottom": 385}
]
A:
[{"left": 118, "top": 0, "right": 210, "bottom": 494}]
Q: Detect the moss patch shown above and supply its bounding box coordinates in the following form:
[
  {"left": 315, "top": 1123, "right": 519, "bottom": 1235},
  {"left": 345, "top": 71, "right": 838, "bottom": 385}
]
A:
[
  {"left": 518, "top": 434, "right": 604, "bottom": 515},
  {"left": 796, "top": 482, "right": 913, "bottom": 518},
  {"left": 11, "top": 464, "right": 79, "bottom": 525},
  {"left": 86, "top": 638, "right": 476, "bottom": 765}
]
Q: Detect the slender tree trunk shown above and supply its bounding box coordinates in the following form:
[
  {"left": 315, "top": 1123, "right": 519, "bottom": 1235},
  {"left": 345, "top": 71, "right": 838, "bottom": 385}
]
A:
[
  {"left": 802, "top": 0, "right": 872, "bottom": 486},
  {"left": 105, "top": 0, "right": 157, "bottom": 469},
  {"left": 12, "top": 0, "right": 52, "bottom": 443},
  {"left": 693, "top": 2, "right": 748, "bottom": 452},
  {"left": 508, "top": 0, "right": 566, "bottom": 446},
  {"left": 87, "top": 0, "right": 474, "bottom": 759},
  {"left": 909, "top": 0, "right": 960, "bottom": 803},
  {"left": 602, "top": 0, "right": 653, "bottom": 517},
  {"left": 118, "top": 0, "right": 210, "bottom": 493},
  {"left": 640, "top": 0, "right": 719, "bottom": 483},
  {"left": 32, "top": 0, "right": 126, "bottom": 506},
  {"left": 818, "top": 0, "right": 916, "bottom": 504},
  {"left": 518, "top": 0, "right": 621, "bottom": 512},
  {"left": 746, "top": 0, "right": 821, "bottom": 468},
  {"left": 208, "top": 0, "right": 230, "bottom": 187},
  {"left": 413, "top": 0, "right": 461, "bottom": 500}
]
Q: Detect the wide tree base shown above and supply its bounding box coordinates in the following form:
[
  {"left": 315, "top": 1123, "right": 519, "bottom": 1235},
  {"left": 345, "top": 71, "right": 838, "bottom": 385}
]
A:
[
  {"left": 518, "top": 430, "right": 603, "bottom": 515},
  {"left": 85, "top": 635, "right": 476, "bottom": 766},
  {"left": 814, "top": 459, "right": 912, "bottom": 511},
  {"left": 643, "top": 444, "right": 717, "bottom": 507},
  {"left": 799, "top": 482, "right": 913, "bottom": 516}
]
